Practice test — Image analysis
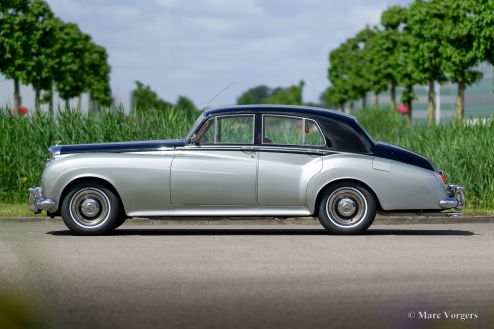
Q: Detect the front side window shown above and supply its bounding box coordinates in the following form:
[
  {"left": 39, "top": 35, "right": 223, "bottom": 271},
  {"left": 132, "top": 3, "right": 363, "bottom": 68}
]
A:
[
  {"left": 262, "top": 115, "right": 325, "bottom": 146},
  {"left": 197, "top": 115, "right": 254, "bottom": 145}
]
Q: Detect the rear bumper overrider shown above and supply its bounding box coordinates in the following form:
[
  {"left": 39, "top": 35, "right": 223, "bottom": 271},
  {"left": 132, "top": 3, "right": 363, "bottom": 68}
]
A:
[{"left": 439, "top": 184, "right": 465, "bottom": 211}]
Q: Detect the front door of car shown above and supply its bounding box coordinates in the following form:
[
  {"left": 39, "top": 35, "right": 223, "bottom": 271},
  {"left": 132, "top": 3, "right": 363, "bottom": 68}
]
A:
[
  {"left": 170, "top": 114, "right": 257, "bottom": 206},
  {"left": 257, "top": 115, "right": 324, "bottom": 207}
]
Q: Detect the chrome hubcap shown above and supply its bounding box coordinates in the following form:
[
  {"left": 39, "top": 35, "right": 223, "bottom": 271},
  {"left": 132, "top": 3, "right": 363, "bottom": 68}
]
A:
[
  {"left": 337, "top": 198, "right": 356, "bottom": 217},
  {"left": 69, "top": 188, "right": 111, "bottom": 228},
  {"left": 80, "top": 199, "right": 100, "bottom": 218},
  {"left": 326, "top": 187, "right": 368, "bottom": 227}
]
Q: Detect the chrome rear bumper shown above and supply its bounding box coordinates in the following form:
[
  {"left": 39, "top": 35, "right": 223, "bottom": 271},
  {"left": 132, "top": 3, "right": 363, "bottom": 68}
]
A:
[
  {"left": 28, "top": 187, "right": 56, "bottom": 213},
  {"left": 439, "top": 184, "right": 465, "bottom": 210}
]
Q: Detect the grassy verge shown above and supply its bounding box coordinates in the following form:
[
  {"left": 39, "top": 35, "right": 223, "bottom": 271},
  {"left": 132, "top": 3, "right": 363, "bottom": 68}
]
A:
[{"left": 0, "top": 203, "right": 45, "bottom": 217}]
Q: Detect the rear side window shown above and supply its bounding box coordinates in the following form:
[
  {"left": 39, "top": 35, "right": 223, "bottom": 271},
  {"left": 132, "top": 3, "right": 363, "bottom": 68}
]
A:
[{"left": 262, "top": 115, "right": 325, "bottom": 146}]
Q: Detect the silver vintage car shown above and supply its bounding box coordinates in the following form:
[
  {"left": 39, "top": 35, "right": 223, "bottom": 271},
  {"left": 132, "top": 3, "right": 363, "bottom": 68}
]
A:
[{"left": 29, "top": 105, "right": 465, "bottom": 235}]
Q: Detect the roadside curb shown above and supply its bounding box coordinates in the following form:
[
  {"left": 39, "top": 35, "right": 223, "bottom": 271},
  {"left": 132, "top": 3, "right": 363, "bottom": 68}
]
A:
[{"left": 0, "top": 215, "right": 493, "bottom": 225}]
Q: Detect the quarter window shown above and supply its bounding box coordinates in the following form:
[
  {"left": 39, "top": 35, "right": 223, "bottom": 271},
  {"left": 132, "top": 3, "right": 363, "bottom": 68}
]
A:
[{"left": 263, "top": 115, "right": 325, "bottom": 146}]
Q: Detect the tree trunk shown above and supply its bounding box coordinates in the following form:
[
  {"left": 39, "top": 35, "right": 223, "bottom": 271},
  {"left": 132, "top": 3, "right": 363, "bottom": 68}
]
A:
[
  {"left": 406, "top": 85, "right": 413, "bottom": 125},
  {"left": 362, "top": 94, "right": 367, "bottom": 110},
  {"left": 427, "top": 79, "right": 435, "bottom": 126},
  {"left": 349, "top": 101, "right": 354, "bottom": 113},
  {"left": 390, "top": 83, "right": 396, "bottom": 110},
  {"left": 373, "top": 92, "right": 379, "bottom": 109},
  {"left": 456, "top": 82, "right": 465, "bottom": 121},
  {"left": 14, "top": 79, "right": 21, "bottom": 113},
  {"left": 48, "top": 83, "right": 54, "bottom": 115},
  {"left": 77, "top": 95, "right": 82, "bottom": 110},
  {"left": 65, "top": 98, "right": 70, "bottom": 110},
  {"left": 35, "top": 88, "right": 41, "bottom": 110},
  {"left": 88, "top": 94, "right": 94, "bottom": 114}
]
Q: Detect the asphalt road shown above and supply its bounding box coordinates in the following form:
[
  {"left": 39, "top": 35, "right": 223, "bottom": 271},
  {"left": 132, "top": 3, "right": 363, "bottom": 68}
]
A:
[{"left": 1, "top": 220, "right": 493, "bottom": 329}]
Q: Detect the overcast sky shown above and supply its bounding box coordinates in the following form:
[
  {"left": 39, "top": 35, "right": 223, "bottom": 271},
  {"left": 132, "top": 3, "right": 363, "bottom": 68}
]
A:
[{"left": 3, "top": 0, "right": 411, "bottom": 108}]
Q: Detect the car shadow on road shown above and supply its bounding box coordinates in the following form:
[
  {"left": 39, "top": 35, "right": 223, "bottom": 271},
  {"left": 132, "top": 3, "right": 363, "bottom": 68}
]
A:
[{"left": 46, "top": 227, "right": 475, "bottom": 236}]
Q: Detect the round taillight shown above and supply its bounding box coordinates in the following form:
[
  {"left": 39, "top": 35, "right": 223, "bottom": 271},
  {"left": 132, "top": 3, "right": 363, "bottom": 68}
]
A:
[{"left": 438, "top": 170, "right": 447, "bottom": 185}]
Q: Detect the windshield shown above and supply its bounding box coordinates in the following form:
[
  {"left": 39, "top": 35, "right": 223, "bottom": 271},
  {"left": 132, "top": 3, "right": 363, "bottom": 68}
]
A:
[{"left": 185, "top": 113, "right": 205, "bottom": 140}]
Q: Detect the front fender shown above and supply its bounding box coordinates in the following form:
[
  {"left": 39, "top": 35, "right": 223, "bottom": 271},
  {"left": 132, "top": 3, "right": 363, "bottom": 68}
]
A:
[{"left": 41, "top": 152, "right": 175, "bottom": 215}]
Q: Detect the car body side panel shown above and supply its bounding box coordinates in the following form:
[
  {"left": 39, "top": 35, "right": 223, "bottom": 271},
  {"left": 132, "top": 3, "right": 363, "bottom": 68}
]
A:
[
  {"left": 257, "top": 151, "right": 322, "bottom": 206},
  {"left": 41, "top": 152, "right": 175, "bottom": 214},
  {"left": 170, "top": 148, "right": 257, "bottom": 206},
  {"left": 306, "top": 153, "right": 448, "bottom": 213}
]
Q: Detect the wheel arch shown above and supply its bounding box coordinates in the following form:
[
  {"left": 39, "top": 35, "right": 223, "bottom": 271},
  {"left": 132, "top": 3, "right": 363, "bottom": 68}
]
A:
[
  {"left": 53, "top": 176, "right": 126, "bottom": 217},
  {"left": 313, "top": 178, "right": 383, "bottom": 217}
]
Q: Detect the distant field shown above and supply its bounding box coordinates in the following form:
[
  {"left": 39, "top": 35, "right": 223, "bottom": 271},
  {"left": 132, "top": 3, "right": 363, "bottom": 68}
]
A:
[{"left": 1, "top": 106, "right": 492, "bottom": 211}]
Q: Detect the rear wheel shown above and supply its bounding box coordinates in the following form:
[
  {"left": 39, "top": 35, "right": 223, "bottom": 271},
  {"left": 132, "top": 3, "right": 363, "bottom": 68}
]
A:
[
  {"left": 318, "top": 182, "right": 376, "bottom": 234},
  {"left": 61, "top": 181, "right": 121, "bottom": 235}
]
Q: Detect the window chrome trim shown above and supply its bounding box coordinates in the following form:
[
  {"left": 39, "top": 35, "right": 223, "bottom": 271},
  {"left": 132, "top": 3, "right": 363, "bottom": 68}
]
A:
[{"left": 261, "top": 114, "right": 326, "bottom": 147}]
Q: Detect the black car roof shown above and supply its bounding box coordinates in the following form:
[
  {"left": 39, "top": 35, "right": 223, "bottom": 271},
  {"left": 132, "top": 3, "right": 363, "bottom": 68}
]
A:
[{"left": 203, "top": 105, "right": 356, "bottom": 123}]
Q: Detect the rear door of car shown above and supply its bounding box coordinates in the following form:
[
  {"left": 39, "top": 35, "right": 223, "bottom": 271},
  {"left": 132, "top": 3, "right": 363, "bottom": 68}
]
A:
[
  {"left": 257, "top": 114, "right": 324, "bottom": 206},
  {"left": 170, "top": 114, "right": 257, "bottom": 206}
]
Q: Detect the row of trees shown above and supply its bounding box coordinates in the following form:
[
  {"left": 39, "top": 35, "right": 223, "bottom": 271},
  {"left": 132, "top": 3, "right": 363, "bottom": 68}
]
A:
[
  {"left": 0, "top": 0, "right": 111, "bottom": 113},
  {"left": 322, "top": 0, "right": 494, "bottom": 123},
  {"left": 237, "top": 81, "right": 305, "bottom": 105},
  {"left": 130, "top": 80, "right": 305, "bottom": 116},
  {"left": 131, "top": 81, "right": 198, "bottom": 117}
]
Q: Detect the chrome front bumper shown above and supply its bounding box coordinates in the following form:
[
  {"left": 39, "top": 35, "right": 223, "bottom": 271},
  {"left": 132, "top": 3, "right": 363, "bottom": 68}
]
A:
[
  {"left": 439, "top": 184, "right": 466, "bottom": 210},
  {"left": 28, "top": 187, "right": 56, "bottom": 213}
]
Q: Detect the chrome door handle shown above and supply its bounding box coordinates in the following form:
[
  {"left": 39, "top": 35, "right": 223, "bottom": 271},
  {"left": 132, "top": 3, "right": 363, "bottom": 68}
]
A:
[{"left": 241, "top": 146, "right": 256, "bottom": 154}]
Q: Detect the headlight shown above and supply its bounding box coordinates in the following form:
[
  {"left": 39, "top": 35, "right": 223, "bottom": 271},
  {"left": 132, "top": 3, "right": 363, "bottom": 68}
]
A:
[{"left": 47, "top": 145, "right": 61, "bottom": 163}]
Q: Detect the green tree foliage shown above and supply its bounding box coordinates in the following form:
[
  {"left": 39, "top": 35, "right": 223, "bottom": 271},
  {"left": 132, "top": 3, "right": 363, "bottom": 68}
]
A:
[
  {"left": 380, "top": 5, "right": 419, "bottom": 122},
  {"left": 363, "top": 28, "right": 389, "bottom": 108},
  {"left": 325, "top": 0, "right": 494, "bottom": 123},
  {"left": 472, "top": 1, "right": 494, "bottom": 62},
  {"left": 131, "top": 81, "right": 173, "bottom": 113},
  {"left": 176, "top": 95, "right": 198, "bottom": 117},
  {"left": 85, "top": 42, "right": 112, "bottom": 107},
  {"left": 263, "top": 81, "right": 304, "bottom": 105},
  {"left": 0, "top": 0, "right": 30, "bottom": 112},
  {"left": 237, "top": 85, "right": 271, "bottom": 105},
  {"left": 237, "top": 82, "right": 305, "bottom": 106},
  {"left": 440, "top": 0, "right": 484, "bottom": 120},
  {"left": 53, "top": 23, "right": 91, "bottom": 108},
  {"left": 353, "top": 27, "right": 375, "bottom": 108},
  {"left": 368, "top": 6, "right": 406, "bottom": 110},
  {"left": 22, "top": 0, "right": 58, "bottom": 109},
  {"left": 325, "top": 29, "right": 374, "bottom": 111},
  {"left": 320, "top": 85, "right": 348, "bottom": 111},
  {"left": 407, "top": 0, "right": 449, "bottom": 125},
  {"left": 0, "top": 0, "right": 112, "bottom": 113},
  {"left": 325, "top": 40, "right": 359, "bottom": 110}
]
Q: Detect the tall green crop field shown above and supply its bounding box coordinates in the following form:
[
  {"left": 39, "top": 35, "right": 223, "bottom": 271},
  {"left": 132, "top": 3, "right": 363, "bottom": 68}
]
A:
[
  {"left": 357, "top": 108, "right": 494, "bottom": 210},
  {"left": 1, "top": 106, "right": 492, "bottom": 211},
  {"left": 0, "top": 107, "right": 195, "bottom": 203}
]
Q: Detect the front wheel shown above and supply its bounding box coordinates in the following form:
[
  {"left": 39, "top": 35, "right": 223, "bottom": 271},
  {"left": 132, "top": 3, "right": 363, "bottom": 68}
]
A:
[
  {"left": 61, "top": 181, "right": 121, "bottom": 235},
  {"left": 318, "top": 182, "right": 376, "bottom": 234}
]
